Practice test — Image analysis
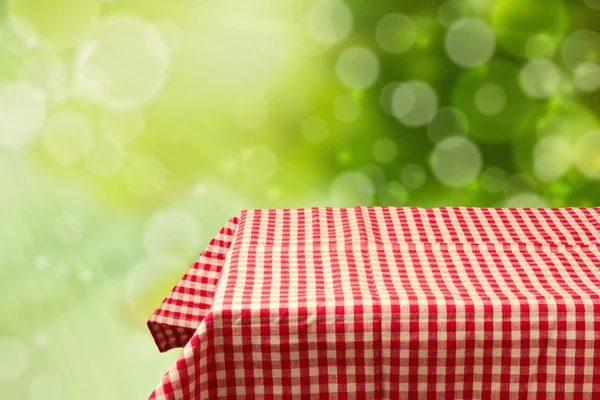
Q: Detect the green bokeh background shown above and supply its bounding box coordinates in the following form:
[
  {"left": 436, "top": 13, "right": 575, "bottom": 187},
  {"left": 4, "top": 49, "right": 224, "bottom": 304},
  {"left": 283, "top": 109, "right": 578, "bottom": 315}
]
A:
[{"left": 1, "top": 0, "right": 600, "bottom": 398}]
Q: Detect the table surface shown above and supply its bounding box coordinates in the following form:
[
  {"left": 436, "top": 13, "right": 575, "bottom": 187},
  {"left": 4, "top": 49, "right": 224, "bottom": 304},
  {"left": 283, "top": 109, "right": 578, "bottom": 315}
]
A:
[{"left": 147, "top": 206, "right": 600, "bottom": 399}]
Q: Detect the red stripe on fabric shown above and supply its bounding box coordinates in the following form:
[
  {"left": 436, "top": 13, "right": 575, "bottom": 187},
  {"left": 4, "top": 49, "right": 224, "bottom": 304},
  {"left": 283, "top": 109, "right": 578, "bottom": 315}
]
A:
[
  {"left": 394, "top": 207, "right": 414, "bottom": 243},
  {"left": 564, "top": 208, "right": 596, "bottom": 245},
  {"left": 479, "top": 208, "right": 512, "bottom": 244}
]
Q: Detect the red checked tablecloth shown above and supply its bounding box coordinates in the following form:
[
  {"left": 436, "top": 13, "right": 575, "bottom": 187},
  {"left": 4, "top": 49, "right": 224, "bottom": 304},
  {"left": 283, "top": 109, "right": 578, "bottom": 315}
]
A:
[{"left": 147, "top": 207, "right": 600, "bottom": 399}]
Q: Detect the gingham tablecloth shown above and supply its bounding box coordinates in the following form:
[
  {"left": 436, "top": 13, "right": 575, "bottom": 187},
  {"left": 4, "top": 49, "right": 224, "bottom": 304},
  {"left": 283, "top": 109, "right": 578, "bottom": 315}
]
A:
[{"left": 147, "top": 207, "right": 600, "bottom": 399}]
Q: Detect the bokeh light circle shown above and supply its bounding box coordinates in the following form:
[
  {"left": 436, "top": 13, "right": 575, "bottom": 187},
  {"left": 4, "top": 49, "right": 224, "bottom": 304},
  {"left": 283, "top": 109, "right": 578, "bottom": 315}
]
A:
[
  {"left": 241, "top": 145, "right": 278, "bottom": 183},
  {"left": 504, "top": 174, "right": 537, "bottom": 198},
  {"left": 390, "top": 83, "right": 415, "bottom": 118},
  {"left": 391, "top": 80, "right": 438, "bottom": 127},
  {"left": 41, "top": 110, "right": 92, "bottom": 166},
  {"left": 35, "top": 255, "right": 48, "bottom": 271},
  {"left": 74, "top": 16, "right": 170, "bottom": 109},
  {"left": 430, "top": 136, "right": 482, "bottom": 187},
  {"left": 491, "top": 0, "right": 568, "bottom": 59},
  {"left": 380, "top": 81, "right": 400, "bottom": 115},
  {"left": 525, "top": 33, "right": 557, "bottom": 59},
  {"left": 33, "top": 334, "right": 47, "bottom": 348},
  {"left": 480, "top": 167, "right": 507, "bottom": 193},
  {"left": 9, "top": 0, "right": 99, "bottom": 48},
  {"left": 513, "top": 101, "right": 598, "bottom": 174},
  {"left": 453, "top": 60, "right": 536, "bottom": 143},
  {"left": 505, "top": 193, "right": 548, "bottom": 208},
  {"left": 375, "top": 13, "right": 417, "bottom": 54},
  {"left": 78, "top": 269, "right": 93, "bottom": 284},
  {"left": 19, "top": 49, "right": 69, "bottom": 102},
  {"left": 306, "top": 0, "right": 353, "bottom": 45},
  {"left": 333, "top": 93, "right": 360, "bottom": 122},
  {"left": 445, "top": 18, "right": 495, "bottom": 68},
  {"left": 427, "top": 107, "right": 469, "bottom": 143},
  {"left": 574, "top": 130, "right": 600, "bottom": 179},
  {"left": 573, "top": 62, "right": 600, "bottom": 93},
  {"left": 533, "top": 135, "right": 573, "bottom": 182},
  {"left": 401, "top": 164, "right": 427, "bottom": 189},
  {"left": 0, "top": 83, "right": 46, "bottom": 149},
  {"left": 360, "top": 164, "right": 386, "bottom": 188},
  {"left": 232, "top": 94, "right": 269, "bottom": 130},
  {"left": 561, "top": 30, "right": 600, "bottom": 71},
  {"left": 301, "top": 116, "right": 329, "bottom": 143},
  {"left": 28, "top": 374, "right": 62, "bottom": 400},
  {"left": 100, "top": 107, "right": 145, "bottom": 143},
  {"left": 519, "top": 59, "right": 562, "bottom": 99},
  {"left": 329, "top": 171, "right": 375, "bottom": 206},
  {"left": 437, "top": 0, "right": 468, "bottom": 28},
  {"left": 124, "top": 153, "right": 167, "bottom": 197},
  {"left": 474, "top": 83, "right": 506, "bottom": 116},
  {"left": 144, "top": 209, "right": 201, "bottom": 261},
  {"left": 84, "top": 138, "right": 126, "bottom": 178},
  {"left": 372, "top": 138, "right": 397, "bottom": 163},
  {"left": 379, "top": 181, "right": 409, "bottom": 205},
  {"left": 336, "top": 46, "right": 379, "bottom": 90},
  {"left": 0, "top": 337, "right": 28, "bottom": 381},
  {"left": 53, "top": 213, "right": 83, "bottom": 244}
]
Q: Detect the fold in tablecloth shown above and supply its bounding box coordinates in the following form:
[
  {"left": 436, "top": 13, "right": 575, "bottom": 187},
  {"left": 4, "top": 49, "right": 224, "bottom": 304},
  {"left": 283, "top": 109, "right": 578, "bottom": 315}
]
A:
[
  {"left": 147, "top": 207, "right": 600, "bottom": 399},
  {"left": 147, "top": 215, "right": 239, "bottom": 352}
]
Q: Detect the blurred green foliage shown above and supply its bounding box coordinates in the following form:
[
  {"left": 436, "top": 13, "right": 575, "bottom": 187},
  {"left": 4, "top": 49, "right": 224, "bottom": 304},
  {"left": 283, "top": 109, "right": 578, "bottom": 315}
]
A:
[{"left": 1, "top": 0, "right": 600, "bottom": 398}]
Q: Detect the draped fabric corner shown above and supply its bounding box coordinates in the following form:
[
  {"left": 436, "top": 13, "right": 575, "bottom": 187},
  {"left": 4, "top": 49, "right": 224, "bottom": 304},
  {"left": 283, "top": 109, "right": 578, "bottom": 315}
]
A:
[{"left": 148, "top": 206, "right": 600, "bottom": 399}]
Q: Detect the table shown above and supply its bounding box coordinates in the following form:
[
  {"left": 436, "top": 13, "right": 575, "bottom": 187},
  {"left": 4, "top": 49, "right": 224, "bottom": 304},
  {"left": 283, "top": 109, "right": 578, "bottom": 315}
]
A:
[{"left": 147, "top": 206, "right": 600, "bottom": 399}]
